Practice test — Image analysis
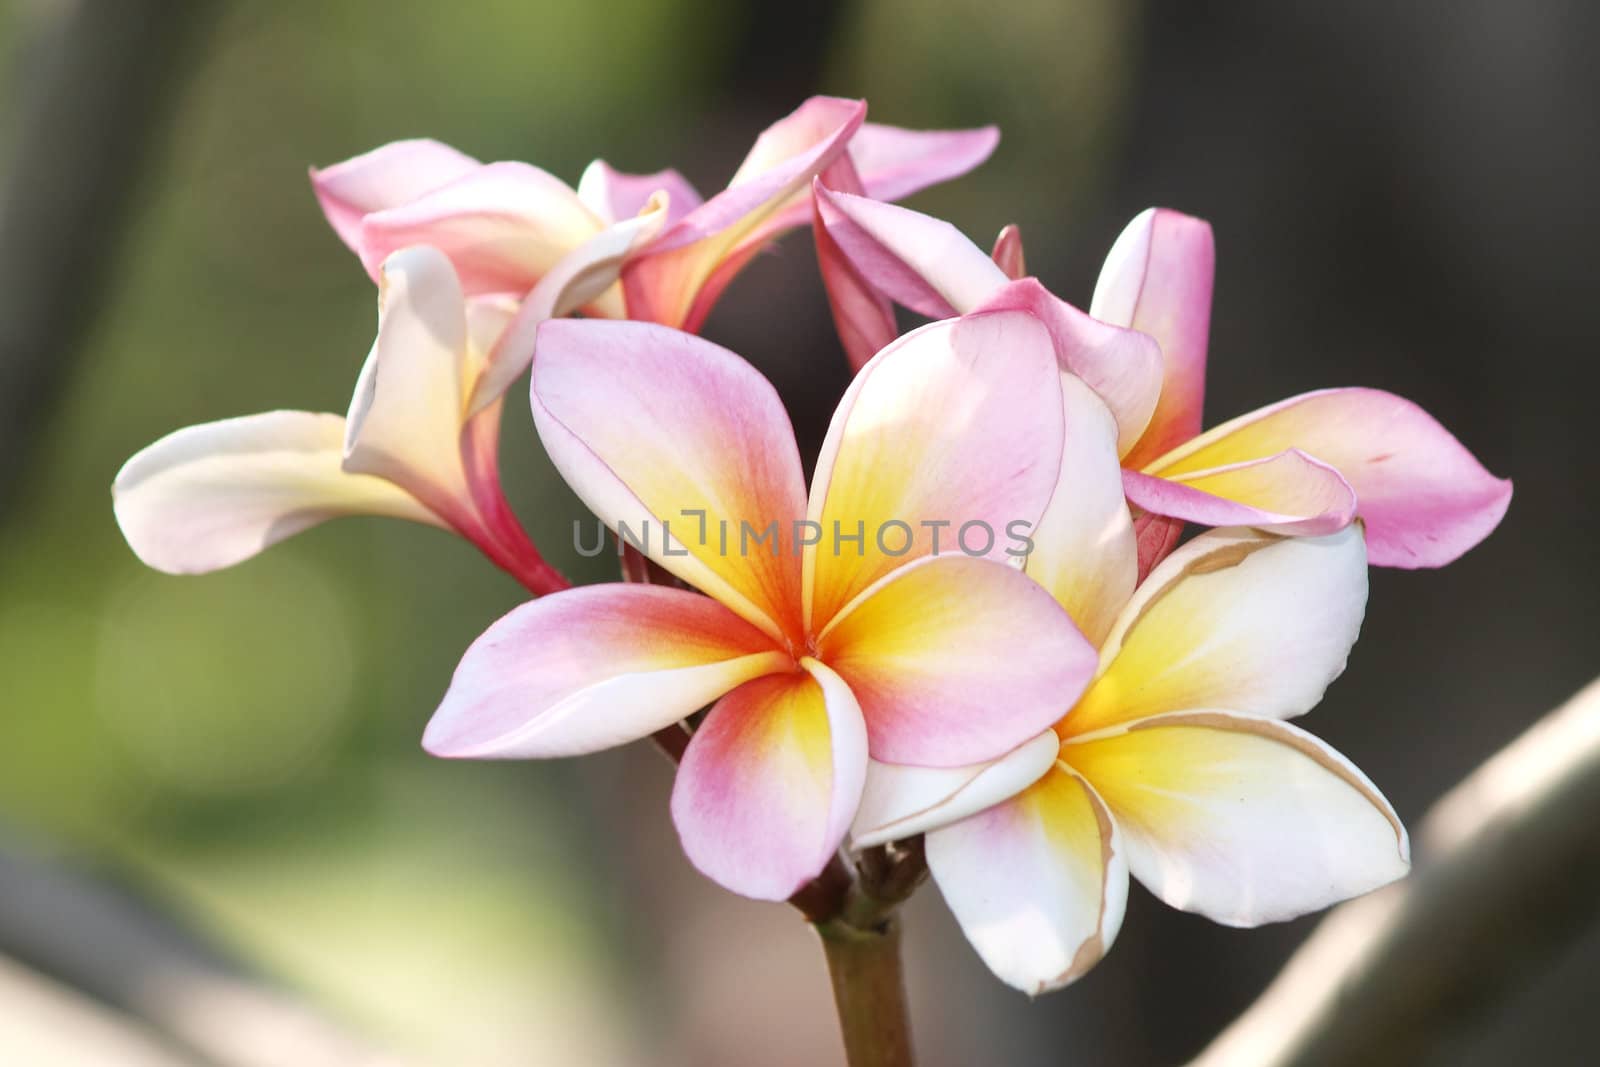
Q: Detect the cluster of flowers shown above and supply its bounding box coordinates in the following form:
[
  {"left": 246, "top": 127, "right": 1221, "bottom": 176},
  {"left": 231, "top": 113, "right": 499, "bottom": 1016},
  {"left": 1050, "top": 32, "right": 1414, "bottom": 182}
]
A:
[{"left": 113, "top": 97, "right": 1510, "bottom": 994}]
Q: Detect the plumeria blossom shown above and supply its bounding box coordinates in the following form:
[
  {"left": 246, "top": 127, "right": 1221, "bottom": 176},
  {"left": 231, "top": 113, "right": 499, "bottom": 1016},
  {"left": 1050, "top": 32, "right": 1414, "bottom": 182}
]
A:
[
  {"left": 812, "top": 186, "right": 1512, "bottom": 574},
  {"left": 113, "top": 247, "right": 565, "bottom": 594},
  {"left": 850, "top": 382, "right": 1409, "bottom": 994},
  {"left": 311, "top": 97, "right": 998, "bottom": 388},
  {"left": 421, "top": 310, "right": 1103, "bottom": 900}
]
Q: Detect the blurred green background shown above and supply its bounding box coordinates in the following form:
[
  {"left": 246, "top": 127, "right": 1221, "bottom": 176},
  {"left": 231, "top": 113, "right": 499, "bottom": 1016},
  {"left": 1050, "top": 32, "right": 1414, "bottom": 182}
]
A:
[{"left": 1, "top": 1, "right": 1596, "bottom": 1065}]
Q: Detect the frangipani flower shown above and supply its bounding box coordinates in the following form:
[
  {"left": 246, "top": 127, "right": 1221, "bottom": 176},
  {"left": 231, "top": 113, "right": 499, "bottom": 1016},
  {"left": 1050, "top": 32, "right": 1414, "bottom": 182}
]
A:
[
  {"left": 312, "top": 97, "right": 998, "bottom": 342},
  {"left": 113, "top": 247, "right": 564, "bottom": 594},
  {"left": 812, "top": 186, "right": 1512, "bottom": 573},
  {"left": 421, "top": 310, "right": 1099, "bottom": 900},
  {"left": 850, "top": 382, "right": 1408, "bottom": 993}
]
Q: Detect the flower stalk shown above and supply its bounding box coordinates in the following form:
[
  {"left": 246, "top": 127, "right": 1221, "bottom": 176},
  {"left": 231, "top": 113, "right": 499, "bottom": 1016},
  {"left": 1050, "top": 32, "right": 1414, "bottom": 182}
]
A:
[{"left": 816, "top": 916, "right": 915, "bottom": 1067}]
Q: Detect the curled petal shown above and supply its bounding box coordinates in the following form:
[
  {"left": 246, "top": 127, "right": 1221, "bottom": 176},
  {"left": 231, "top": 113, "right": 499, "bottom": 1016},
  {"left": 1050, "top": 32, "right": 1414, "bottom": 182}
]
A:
[
  {"left": 847, "top": 122, "right": 1000, "bottom": 204},
  {"left": 1092, "top": 208, "right": 1215, "bottom": 468},
  {"left": 1122, "top": 449, "right": 1359, "bottom": 537},
  {"left": 576, "top": 159, "right": 703, "bottom": 226},
  {"left": 1026, "top": 373, "right": 1138, "bottom": 646},
  {"left": 310, "top": 138, "right": 479, "bottom": 254},
  {"left": 816, "top": 555, "right": 1095, "bottom": 767},
  {"left": 1144, "top": 388, "right": 1512, "bottom": 568},
  {"left": 805, "top": 311, "right": 1064, "bottom": 632},
  {"left": 813, "top": 157, "right": 897, "bottom": 372},
  {"left": 990, "top": 224, "right": 1026, "bottom": 280},
  {"left": 531, "top": 320, "right": 808, "bottom": 643},
  {"left": 973, "top": 278, "right": 1164, "bottom": 462},
  {"left": 1132, "top": 512, "right": 1184, "bottom": 583},
  {"left": 850, "top": 731, "right": 1059, "bottom": 848},
  {"left": 1064, "top": 711, "right": 1409, "bottom": 926},
  {"left": 1068, "top": 526, "right": 1369, "bottom": 737},
  {"left": 927, "top": 765, "right": 1128, "bottom": 994},
  {"left": 358, "top": 162, "right": 602, "bottom": 293},
  {"left": 423, "top": 584, "right": 787, "bottom": 759},
  {"left": 671, "top": 659, "right": 867, "bottom": 901},
  {"left": 811, "top": 183, "right": 1007, "bottom": 318},
  {"left": 113, "top": 411, "right": 442, "bottom": 574}
]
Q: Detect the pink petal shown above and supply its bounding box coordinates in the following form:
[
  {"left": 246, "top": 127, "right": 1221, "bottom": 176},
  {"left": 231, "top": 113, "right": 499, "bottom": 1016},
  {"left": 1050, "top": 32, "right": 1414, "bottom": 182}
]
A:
[
  {"left": 1123, "top": 449, "right": 1359, "bottom": 537},
  {"left": 1092, "top": 208, "right": 1215, "bottom": 469},
  {"left": 990, "top": 224, "right": 1026, "bottom": 280},
  {"left": 671, "top": 659, "right": 867, "bottom": 900},
  {"left": 423, "top": 583, "right": 788, "bottom": 759},
  {"left": 1132, "top": 513, "right": 1184, "bottom": 583},
  {"left": 622, "top": 98, "right": 866, "bottom": 328},
  {"left": 1146, "top": 388, "right": 1513, "bottom": 567},
  {"left": 358, "top": 162, "right": 602, "bottom": 293},
  {"left": 846, "top": 122, "right": 1000, "bottom": 204},
  {"left": 804, "top": 310, "right": 1065, "bottom": 632},
  {"left": 576, "top": 159, "right": 703, "bottom": 226},
  {"left": 972, "top": 278, "right": 1164, "bottom": 458},
  {"left": 310, "top": 139, "right": 480, "bottom": 255},
  {"left": 531, "top": 320, "right": 808, "bottom": 643},
  {"left": 810, "top": 183, "right": 1007, "bottom": 318},
  {"left": 816, "top": 555, "right": 1096, "bottom": 767},
  {"left": 813, "top": 158, "right": 897, "bottom": 371}
]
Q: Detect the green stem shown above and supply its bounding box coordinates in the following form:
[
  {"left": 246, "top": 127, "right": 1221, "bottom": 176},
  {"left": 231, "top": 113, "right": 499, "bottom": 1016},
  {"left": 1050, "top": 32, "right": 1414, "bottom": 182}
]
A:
[{"left": 816, "top": 916, "right": 915, "bottom": 1067}]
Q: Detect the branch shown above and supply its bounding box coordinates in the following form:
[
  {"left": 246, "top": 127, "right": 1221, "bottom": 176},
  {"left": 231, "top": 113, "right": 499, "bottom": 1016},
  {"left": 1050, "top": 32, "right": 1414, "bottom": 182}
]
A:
[{"left": 1189, "top": 676, "right": 1600, "bottom": 1067}]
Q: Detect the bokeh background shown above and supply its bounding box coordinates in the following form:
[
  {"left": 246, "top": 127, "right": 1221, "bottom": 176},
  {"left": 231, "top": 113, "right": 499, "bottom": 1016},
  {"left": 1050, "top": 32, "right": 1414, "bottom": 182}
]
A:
[{"left": 1, "top": 1, "right": 1595, "bottom": 1064}]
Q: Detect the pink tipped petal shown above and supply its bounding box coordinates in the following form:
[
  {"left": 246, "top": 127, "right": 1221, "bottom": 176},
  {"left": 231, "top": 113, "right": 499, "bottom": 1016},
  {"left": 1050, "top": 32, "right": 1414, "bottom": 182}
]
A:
[
  {"left": 1123, "top": 449, "right": 1358, "bottom": 537},
  {"left": 1065, "top": 712, "right": 1409, "bottom": 926},
  {"left": 1069, "top": 526, "right": 1369, "bottom": 737},
  {"left": 423, "top": 584, "right": 788, "bottom": 759},
  {"left": 113, "top": 411, "right": 443, "bottom": 574},
  {"left": 310, "top": 138, "right": 480, "bottom": 254},
  {"left": 927, "top": 765, "right": 1128, "bottom": 994},
  {"left": 1092, "top": 209, "right": 1215, "bottom": 469},
  {"left": 576, "top": 159, "right": 703, "bottom": 226},
  {"left": 816, "top": 555, "right": 1095, "bottom": 767},
  {"left": 468, "top": 195, "right": 670, "bottom": 413},
  {"left": 342, "top": 247, "right": 476, "bottom": 516},
  {"left": 531, "top": 320, "right": 808, "bottom": 643},
  {"left": 811, "top": 184, "right": 1007, "bottom": 318},
  {"left": 991, "top": 224, "right": 1026, "bottom": 280},
  {"left": 1026, "top": 374, "right": 1138, "bottom": 646},
  {"left": 846, "top": 122, "right": 1000, "bottom": 203},
  {"left": 623, "top": 98, "right": 865, "bottom": 328},
  {"left": 1145, "top": 388, "right": 1512, "bottom": 567},
  {"left": 974, "top": 278, "right": 1164, "bottom": 463},
  {"left": 850, "top": 731, "right": 1060, "bottom": 848},
  {"left": 805, "top": 311, "right": 1065, "bottom": 630},
  {"left": 358, "top": 162, "right": 602, "bottom": 293},
  {"left": 671, "top": 659, "right": 867, "bottom": 901}
]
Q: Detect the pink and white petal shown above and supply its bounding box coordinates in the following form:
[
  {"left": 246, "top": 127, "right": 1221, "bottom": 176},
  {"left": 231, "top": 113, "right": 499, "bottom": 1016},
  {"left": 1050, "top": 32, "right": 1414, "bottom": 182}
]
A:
[
  {"left": 423, "top": 583, "right": 788, "bottom": 760},
  {"left": 671, "top": 658, "right": 867, "bottom": 901},
  {"left": 847, "top": 122, "right": 1000, "bottom": 204},
  {"left": 576, "top": 159, "right": 703, "bottom": 226},
  {"left": 1025, "top": 373, "right": 1138, "bottom": 646},
  {"left": 358, "top": 162, "right": 602, "bottom": 293},
  {"left": 1091, "top": 208, "right": 1215, "bottom": 469},
  {"left": 850, "top": 730, "right": 1060, "bottom": 847},
  {"left": 531, "top": 319, "right": 808, "bottom": 643},
  {"left": 622, "top": 98, "right": 865, "bottom": 328},
  {"left": 310, "top": 139, "right": 480, "bottom": 254},
  {"left": 927, "top": 765, "right": 1128, "bottom": 994},
  {"left": 805, "top": 311, "right": 1064, "bottom": 630},
  {"left": 1067, "top": 525, "right": 1368, "bottom": 737},
  {"left": 1123, "top": 449, "right": 1358, "bottom": 537},
  {"left": 342, "top": 247, "right": 475, "bottom": 517},
  {"left": 811, "top": 184, "right": 1007, "bottom": 318},
  {"left": 113, "top": 411, "right": 443, "bottom": 574},
  {"left": 991, "top": 224, "right": 1026, "bottom": 280},
  {"left": 1145, "top": 388, "right": 1512, "bottom": 568},
  {"left": 974, "top": 278, "right": 1164, "bottom": 463},
  {"left": 816, "top": 554, "right": 1095, "bottom": 767},
  {"left": 1064, "top": 711, "right": 1409, "bottom": 926},
  {"left": 467, "top": 195, "right": 670, "bottom": 413},
  {"left": 812, "top": 154, "right": 897, "bottom": 371}
]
